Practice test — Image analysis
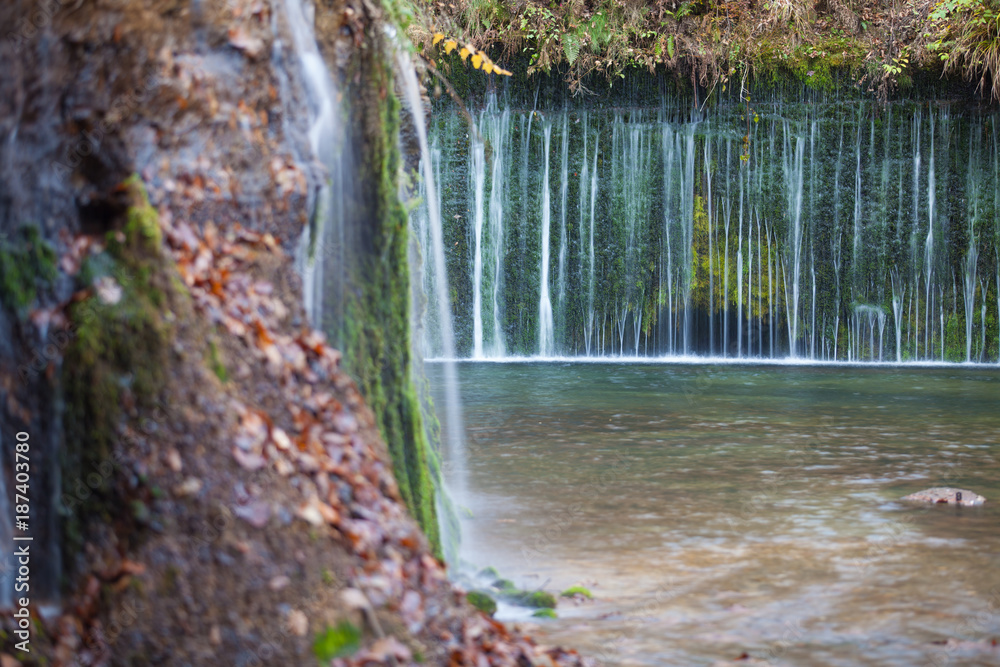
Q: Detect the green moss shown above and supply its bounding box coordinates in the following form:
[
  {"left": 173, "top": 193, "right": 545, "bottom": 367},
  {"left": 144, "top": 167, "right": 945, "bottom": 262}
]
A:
[
  {"left": 207, "top": 338, "right": 228, "bottom": 383},
  {"left": 531, "top": 608, "right": 557, "bottom": 619},
  {"left": 492, "top": 578, "right": 517, "bottom": 592},
  {"left": 507, "top": 590, "right": 556, "bottom": 609},
  {"left": 477, "top": 566, "right": 500, "bottom": 579},
  {"left": 0, "top": 224, "right": 57, "bottom": 313},
  {"left": 62, "top": 175, "right": 174, "bottom": 570},
  {"left": 121, "top": 173, "right": 162, "bottom": 251},
  {"left": 333, "top": 35, "right": 442, "bottom": 557},
  {"left": 525, "top": 590, "right": 557, "bottom": 608},
  {"left": 560, "top": 586, "right": 593, "bottom": 599},
  {"left": 313, "top": 621, "right": 361, "bottom": 661},
  {"left": 466, "top": 591, "right": 498, "bottom": 616}
]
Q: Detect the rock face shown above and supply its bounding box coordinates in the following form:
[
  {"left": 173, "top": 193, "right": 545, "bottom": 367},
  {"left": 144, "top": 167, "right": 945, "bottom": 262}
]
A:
[{"left": 902, "top": 488, "right": 986, "bottom": 506}]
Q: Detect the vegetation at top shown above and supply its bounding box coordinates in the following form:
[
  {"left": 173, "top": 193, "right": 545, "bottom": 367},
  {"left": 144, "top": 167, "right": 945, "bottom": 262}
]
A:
[{"left": 402, "top": 0, "right": 1000, "bottom": 100}]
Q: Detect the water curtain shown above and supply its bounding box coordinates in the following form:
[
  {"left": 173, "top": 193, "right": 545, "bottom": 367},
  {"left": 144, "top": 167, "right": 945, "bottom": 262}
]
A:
[{"left": 422, "top": 95, "right": 1000, "bottom": 363}]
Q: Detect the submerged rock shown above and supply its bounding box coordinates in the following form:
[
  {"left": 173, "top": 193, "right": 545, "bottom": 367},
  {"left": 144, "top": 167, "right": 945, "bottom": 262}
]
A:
[{"left": 902, "top": 487, "right": 986, "bottom": 506}]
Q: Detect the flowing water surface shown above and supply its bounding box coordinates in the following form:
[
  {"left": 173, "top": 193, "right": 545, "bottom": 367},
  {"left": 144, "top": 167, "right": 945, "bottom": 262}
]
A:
[{"left": 429, "top": 361, "right": 1000, "bottom": 666}]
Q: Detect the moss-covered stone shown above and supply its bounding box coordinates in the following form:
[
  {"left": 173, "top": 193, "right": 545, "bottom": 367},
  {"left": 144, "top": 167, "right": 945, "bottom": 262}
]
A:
[
  {"left": 496, "top": 589, "right": 557, "bottom": 609},
  {"left": 491, "top": 578, "right": 517, "bottom": 594},
  {"left": 466, "top": 591, "right": 497, "bottom": 616},
  {"left": 560, "top": 586, "right": 592, "bottom": 599},
  {"left": 523, "top": 590, "right": 557, "bottom": 609},
  {"left": 531, "top": 608, "right": 557, "bottom": 619},
  {"left": 62, "top": 176, "right": 174, "bottom": 562}
]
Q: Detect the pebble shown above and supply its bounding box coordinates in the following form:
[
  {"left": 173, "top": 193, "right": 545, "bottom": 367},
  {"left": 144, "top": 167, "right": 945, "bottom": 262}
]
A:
[
  {"left": 286, "top": 609, "right": 308, "bottom": 636},
  {"left": 174, "top": 477, "right": 202, "bottom": 497},
  {"left": 233, "top": 501, "right": 271, "bottom": 528}
]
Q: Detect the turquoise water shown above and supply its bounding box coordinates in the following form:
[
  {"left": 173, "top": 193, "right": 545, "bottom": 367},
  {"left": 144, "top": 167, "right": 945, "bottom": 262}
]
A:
[{"left": 429, "top": 361, "right": 1000, "bottom": 666}]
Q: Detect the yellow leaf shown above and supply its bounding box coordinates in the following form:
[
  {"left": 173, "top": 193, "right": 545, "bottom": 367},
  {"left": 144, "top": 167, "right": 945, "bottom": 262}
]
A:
[
  {"left": 483, "top": 59, "right": 494, "bottom": 74},
  {"left": 433, "top": 33, "right": 445, "bottom": 46},
  {"left": 498, "top": 67, "right": 513, "bottom": 76},
  {"left": 471, "top": 52, "right": 483, "bottom": 69},
  {"left": 460, "top": 47, "right": 471, "bottom": 61},
  {"left": 444, "top": 40, "right": 458, "bottom": 54}
]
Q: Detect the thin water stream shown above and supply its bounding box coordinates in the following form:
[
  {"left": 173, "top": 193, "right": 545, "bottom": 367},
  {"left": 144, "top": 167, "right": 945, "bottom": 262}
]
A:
[{"left": 430, "top": 361, "right": 1000, "bottom": 666}]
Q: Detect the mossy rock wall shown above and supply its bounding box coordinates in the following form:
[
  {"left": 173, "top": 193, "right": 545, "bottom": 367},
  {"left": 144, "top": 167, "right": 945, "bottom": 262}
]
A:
[{"left": 314, "top": 0, "right": 442, "bottom": 555}]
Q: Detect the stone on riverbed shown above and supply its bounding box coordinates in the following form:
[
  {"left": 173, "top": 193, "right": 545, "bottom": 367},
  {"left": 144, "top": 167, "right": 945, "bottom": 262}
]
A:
[{"left": 901, "top": 487, "right": 986, "bottom": 506}]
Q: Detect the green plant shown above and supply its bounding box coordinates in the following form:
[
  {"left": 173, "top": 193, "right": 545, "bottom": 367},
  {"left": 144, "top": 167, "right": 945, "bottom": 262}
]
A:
[
  {"left": 313, "top": 621, "right": 361, "bottom": 661},
  {"left": 925, "top": 0, "right": 1000, "bottom": 99},
  {"left": 883, "top": 46, "right": 910, "bottom": 77}
]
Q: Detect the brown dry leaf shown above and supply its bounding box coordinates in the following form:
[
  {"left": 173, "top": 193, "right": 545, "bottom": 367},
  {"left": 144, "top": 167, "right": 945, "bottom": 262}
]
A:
[
  {"left": 254, "top": 319, "right": 274, "bottom": 346},
  {"left": 228, "top": 27, "right": 265, "bottom": 58}
]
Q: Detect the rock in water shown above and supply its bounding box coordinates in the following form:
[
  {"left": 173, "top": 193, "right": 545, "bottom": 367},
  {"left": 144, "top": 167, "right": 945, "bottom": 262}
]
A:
[{"left": 902, "top": 487, "right": 986, "bottom": 506}]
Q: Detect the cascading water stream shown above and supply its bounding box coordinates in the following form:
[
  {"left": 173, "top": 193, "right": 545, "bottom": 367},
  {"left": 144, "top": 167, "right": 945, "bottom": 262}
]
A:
[
  {"left": 471, "top": 128, "right": 486, "bottom": 358},
  {"left": 283, "top": 0, "right": 341, "bottom": 327},
  {"left": 538, "top": 122, "right": 554, "bottom": 356},
  {"left": 557, "top": 114, "right": 570, "bottom": 345},
  {"left": 395, "top": 49, "right": 468, "bottom": 560}
]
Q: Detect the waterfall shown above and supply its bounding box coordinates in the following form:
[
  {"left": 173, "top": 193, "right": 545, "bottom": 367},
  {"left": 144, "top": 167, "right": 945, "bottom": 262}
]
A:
[
  {"left": 419, "top": 94, "right": 1000, "bottom": 364},
  {"left": 471, "top": 124, "right": 486, "bottom": 358},
  {"left": 587, "top": 129, "right": 599, "bottom": 355},
  {"left": 538, "top": 122, "right": 554, "bottom": 356},
  {"left": 395, "top": 50, "right": 467, "bottom": 559},
  {"left": 925, "top": 112, "right": 937, "bottom": 359},
  {"left": 556, "top": 113, "right": 570, "bottom": 344},
  {"left": 283, "top": 0, "right": 343, "bottom": 328},
  {"left": 964, "top": 232, "right": 979, "bottom": 363},
  {"left": 487, "top": 99, "right": 508, "bottom": 357},
  {"left": 891, "top": 269, "right": 906, "bottom": 363}
]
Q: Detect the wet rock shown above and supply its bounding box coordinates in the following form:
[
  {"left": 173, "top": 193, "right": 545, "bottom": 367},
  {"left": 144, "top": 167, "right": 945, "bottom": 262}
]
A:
[{"left": 902, "top": 487, "right": 986, "bottom": 506}]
